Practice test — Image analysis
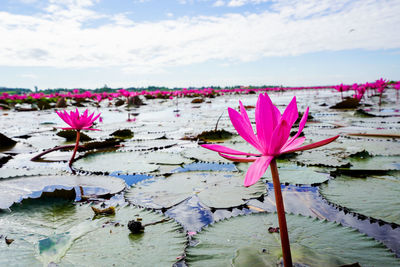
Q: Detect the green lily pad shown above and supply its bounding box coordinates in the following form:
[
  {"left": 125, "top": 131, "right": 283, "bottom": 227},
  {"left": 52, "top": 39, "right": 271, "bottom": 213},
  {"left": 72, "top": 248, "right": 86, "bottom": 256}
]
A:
[
  {"left": 0, "top": 200, "right": 185, "bottom": 266},
  {"left": 345, "top": 156, "right": 400, "bottom": 171},
  {"left": 293, "top": 149, "right": 350, "bottom": 168},
  {"left": 236, "top": 161, "right": 331, "bottom": 185},
  {"left": 73, "top": 151, "right": 159, "bottom": 174},
  {"left": 320, "top": 174, "right": 400, "bottom": 224},
  {"left": 0, "top": 175, "right": 126, "bottom": 209},
  {"left": 123, "top": 139, "right": 178, "bottom": 151},
  {"left": 141, "top": 150, "right": 193, "bottom": 165},
  {"left": 195, "top": 129, "right": 233, "bottom": 142},
  {"left": 182, "top": 147, "right": 231, "bottom": 163},
  {"left": 339, "top": 139, "right": 400, "bottom": 156},
  {"left": 0, "top": 167, "right": 63, "bottom": 179},
  {"left": 186, "top": 213, "right": 399, "bottom": 267},
  {"left": 125, "top": 172, "right": 266, "bottom": 209}
]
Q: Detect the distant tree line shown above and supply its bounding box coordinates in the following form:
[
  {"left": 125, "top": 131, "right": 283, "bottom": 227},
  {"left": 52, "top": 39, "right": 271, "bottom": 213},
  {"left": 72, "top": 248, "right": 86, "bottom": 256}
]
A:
[{"left": 0, "top": 84, "right": 278, "bottom": 94}]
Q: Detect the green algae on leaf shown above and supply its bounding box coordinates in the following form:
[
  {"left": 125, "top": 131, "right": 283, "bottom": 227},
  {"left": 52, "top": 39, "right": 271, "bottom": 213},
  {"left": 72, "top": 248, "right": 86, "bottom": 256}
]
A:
[
  {"left": 125, "top": 172, "right": 266, "bottom": 209},
  {"left": 110, "top": 129, "right": 134, "bottom": 139},
  {"left": 0, "top": 133, "right": 17, "bottom": 148},
  {"left": 195, "top": 129, "right": 233, "bottom": 142},
  {"left": 186, "top": 213, "right": 399, "bottom": 267},
  {"left": 320, "top": 173, "right": 400, "bottom": 225},
  {"left": 0, "top": 200, "right": 185, "bottom": 266},
  {"left": 329, "top": 98, "right": 360, "bottom": 109}
]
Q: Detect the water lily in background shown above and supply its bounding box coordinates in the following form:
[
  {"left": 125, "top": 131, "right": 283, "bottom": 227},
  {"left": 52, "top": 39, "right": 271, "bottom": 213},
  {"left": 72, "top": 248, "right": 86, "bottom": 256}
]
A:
[
  {"left": 56, "top": 109, "right": 101, "bottom": 172},
  {"left": 201, "top": 93, "right": 339, "bottom": 267}
]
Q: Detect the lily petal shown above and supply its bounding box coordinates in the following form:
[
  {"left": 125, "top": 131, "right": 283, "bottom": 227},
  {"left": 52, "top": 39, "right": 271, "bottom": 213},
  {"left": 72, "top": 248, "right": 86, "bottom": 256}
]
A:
[
  {"left": 280, "top": 136, "right": 306, "bottom": 153},
  {"left": 201, "top": 144, "right": 260, "bottom": 156},
  {"left": 91, "top": 113, "right": 101, "bottom": 124},
  {"left": 281, "top": 96, "right": 298, "bottom": 129},
  {"left": 239, "top": 101, "right": 253, "bottom": 131},
  {"left": 244, "top": 156, "right": 273, "bottom": 187},
  {"left": 281, "top": 107, "right": 309, "bottom": 150},
  {"left": 228, "top": 107, "right": 262, "bottom": 152},
  {"left": 268, "top": 119, "right": 291, "bottom": 155},
  {"left": 218, "top": 153, "right": 259, "bottom": 163},
  {"left": 281, "top": 135, "right": 340, "bottom": 154},
  {"left": 255, "top": 93, "right": 276, "bottom": 153}
]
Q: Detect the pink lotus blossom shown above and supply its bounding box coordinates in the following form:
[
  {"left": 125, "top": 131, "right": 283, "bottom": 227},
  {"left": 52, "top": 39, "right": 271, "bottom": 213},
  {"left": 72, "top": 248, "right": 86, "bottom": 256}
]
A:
[
  {"left": 202, "top": 93, "right": 339, "bottom": 187},
  {"left": 56, "top": 109, "right": 101, "bottom": 131}
]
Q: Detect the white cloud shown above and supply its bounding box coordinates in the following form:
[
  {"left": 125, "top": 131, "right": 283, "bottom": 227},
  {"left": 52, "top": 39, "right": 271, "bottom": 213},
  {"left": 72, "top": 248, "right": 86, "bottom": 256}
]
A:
[
  {"left": 20, "top": 73, "right": 38, "bottom": 79},
  {"left": 227, "top": 0, "right": 246, "bottom": 7},
  {"left": 227, "top": 0, "right": 270, "bottom": 6},
  {"left": 0, "top": 0, "right": 399, "bottom": 75},
  {"left": 213, "top": 0, "right": 225, "bottom": 7}
]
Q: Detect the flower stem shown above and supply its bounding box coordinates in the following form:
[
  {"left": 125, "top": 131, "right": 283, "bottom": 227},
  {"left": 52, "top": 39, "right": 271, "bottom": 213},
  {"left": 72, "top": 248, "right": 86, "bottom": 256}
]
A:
[
  {"left": 69, "top": 130, "right": 81, "bottom": 173},
  {"left": 270, "top": 158, "right": 292, "bottom": 267},
  {"left": 31, "top": 145, "right": 82, "bottom": 161}
]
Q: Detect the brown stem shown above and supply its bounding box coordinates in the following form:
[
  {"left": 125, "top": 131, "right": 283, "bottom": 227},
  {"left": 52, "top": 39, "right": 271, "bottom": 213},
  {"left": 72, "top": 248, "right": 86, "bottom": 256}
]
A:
[
  {"left": 68, "top": 130, "right": 81, "bottom": 173},
  {"left": 215, "top": 112, "right": 224, "bottom": 131},
  {"left": 31, "top": 144, "right": 84, "bottom": 161},
  {"left": 270, "top": 159, "right": 292, "bottom": 267}
]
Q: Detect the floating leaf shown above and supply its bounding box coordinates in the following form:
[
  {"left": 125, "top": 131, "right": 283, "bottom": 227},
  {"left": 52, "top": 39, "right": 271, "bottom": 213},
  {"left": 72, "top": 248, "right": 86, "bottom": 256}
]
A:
[
  {"left": 0, "top": 167, "right": 63, "bottom": 179},
  {"left": 293, "top": 149, "right": 350, "bottom": 168},
  {"left": 73, "top": 151, "right": 159, "bottom": 174},
  {"left": 320, "top": 174, "right": 400, "bottom": 224},
  {"left": 196, "top": 129, "right": 233, "bottom": 142},
  {"left": 182, "top": 147, "right": 231, "bottom": 163},
  {"left": 57, "top": 130, "right": 92, "bottom": 141},
  {"left": 236, "top": 161, "right": 330, "bottom": 185},
  {"left": 186, "top": 213, "right": 399, "bottom": 266},
  {"left": 0, "top": 175, "right": 126, "bottom": 209},
  {"left": 0, "top": 200, "right": 185, "bottom": 266},
  {"left": 110, "top": 129, "right": 133, "bottom": 139},
  {"left": 330, "top": 98, "right": 360, "bottom": 109},
  {"left": 141, "top": 150, "right": 193, "bottom": 165},
  {"left": 174, "top": 162, "right": 237, "bottom": 173},
  {"left": 126, "top": 172, "right": 266, "bottom": 209},
  {"left": 338, "top": 139, "right": 400, "bottom": 156},
  {"left": 345, "top": 156, "right": 400, "bottom": 171},
  {"left": 0, "top": 133, "right": 16, "bottom": 148}
]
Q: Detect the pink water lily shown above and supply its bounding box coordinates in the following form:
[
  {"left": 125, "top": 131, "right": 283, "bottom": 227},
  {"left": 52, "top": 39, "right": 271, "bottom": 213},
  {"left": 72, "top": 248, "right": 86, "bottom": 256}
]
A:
[
  {"left": 55, "top": 109, "right": 101, "bottom": 173},
  {"left": 202, "top": 93, "right": 339, "bottom": 187},
  {"left": 56, "top": 108, "right": 101, "bottom": 131}
]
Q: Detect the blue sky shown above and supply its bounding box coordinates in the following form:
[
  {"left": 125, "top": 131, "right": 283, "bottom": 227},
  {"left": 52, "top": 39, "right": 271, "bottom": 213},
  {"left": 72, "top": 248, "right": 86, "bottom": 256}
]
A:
[{"left": 0, "top": 0, "right": 399, "bottom": 89}]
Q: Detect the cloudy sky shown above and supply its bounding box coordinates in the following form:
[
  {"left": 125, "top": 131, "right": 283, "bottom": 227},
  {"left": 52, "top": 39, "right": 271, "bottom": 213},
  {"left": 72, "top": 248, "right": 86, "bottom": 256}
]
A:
[{"left": 0, "top": 0, "right": 399, "bottom": 89}]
